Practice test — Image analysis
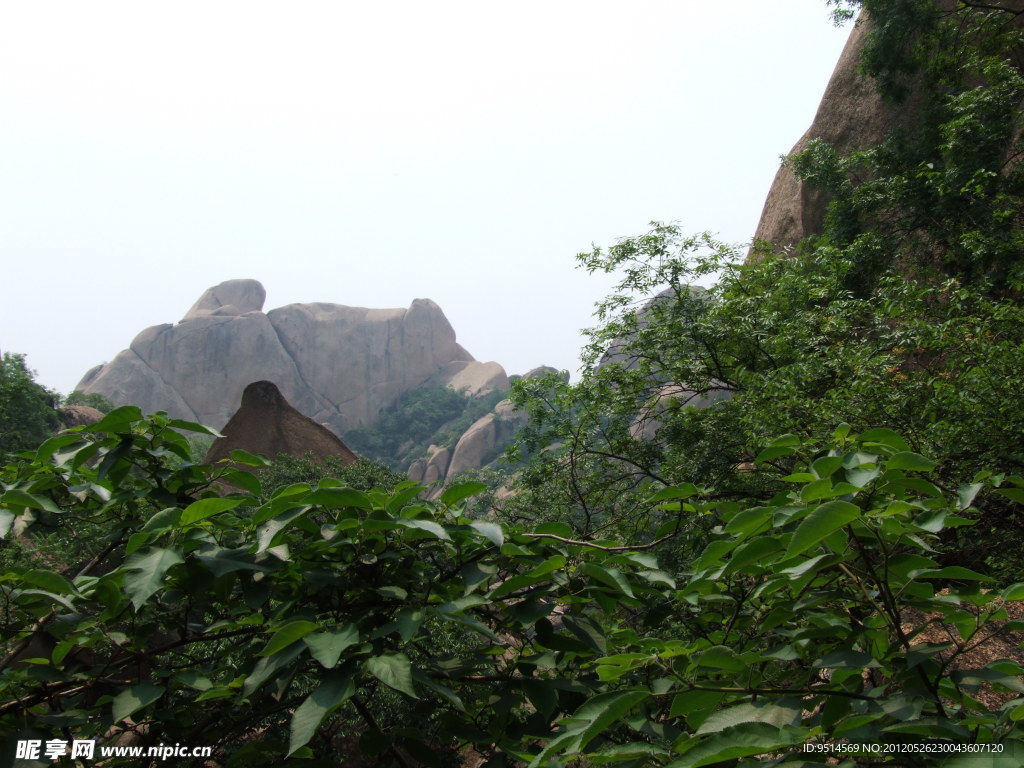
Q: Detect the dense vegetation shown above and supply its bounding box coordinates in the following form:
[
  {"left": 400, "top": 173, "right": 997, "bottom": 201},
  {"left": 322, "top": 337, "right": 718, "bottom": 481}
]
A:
[
  {"left": 2, "top": 1, "right": 1024, "bottom": 765},
  {"left": 1, "top": 413, "right": 1021, "bottom": 766},
  {"left": 345, "top": 385, "right": 508, "bottom": 471},
  {"left": 0, "top": 353, "right": 59, "bottom": 456},
  {"left": 63, "top": 391, "right": 116, "bottom": 414},
  {"left": 257, "top": 452, "right": 407, "bottom": 496}
]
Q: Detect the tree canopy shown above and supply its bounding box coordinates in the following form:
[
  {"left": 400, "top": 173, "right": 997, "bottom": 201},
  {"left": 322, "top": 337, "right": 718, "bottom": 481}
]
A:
[{"left": 0, "top": 352, "right": 59, "bottom": 457}]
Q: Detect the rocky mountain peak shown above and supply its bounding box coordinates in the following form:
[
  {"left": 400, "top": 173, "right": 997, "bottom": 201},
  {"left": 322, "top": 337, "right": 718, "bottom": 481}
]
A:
[{"left": 76, "top": 281, "right": 511, "bottom": 439}]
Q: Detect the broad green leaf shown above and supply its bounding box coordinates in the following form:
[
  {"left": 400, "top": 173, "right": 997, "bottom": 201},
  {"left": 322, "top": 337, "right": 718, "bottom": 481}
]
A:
[
  {"left": 724, "top": 536, "right": 783, "bottom": 574},
  {"left": 112, "top": 683, "right": 165, "bottom": 723},
  {"left": 694, "top": 540, "right": 738, "bottom": 570},
  {"left": 469, "top": 520, "right": 504, "bottom": 547},
  {"left": 696, "top": 698, "right": 801, "bottom": 735},
  {"left": 1, "top": 489, "right": 61, "bottom": 514},
  {"left": 396, "top": 518, "right": 449, "bottom": 540},
  {"left": 694, "top": 645, "right": 746, "bottom": 672},
  {"left": 811, "top": 455, "right": 844, "bottom": 478},
  {"left": 534, "top": 521, "right": 574, "bottom": 538},
  {"left": 89, "top": 405, "right": 144, "bottom": 433},
  {"left": 488, "top": 556, "right": 567, "bottom": 597},
  {"left": 0, "top": 510, "right": 13, "bottom": 538},
  {"left": 141, "top": 507, "right": 182, "bottom": 532},
  {"left": 582, "top": 563, "right": 635, "bottom": 598},
  {"left": 778, "top": 553, "right": 834, "bottom": 578},
  {"left": 611, "top": 551, "right": 659, "bottom": 569},
  {"left": 785, "top": 500, "right": 860, "bottom": 558},
  {"left": 376, "top": 585, "right": 407, "bottom": 600},
  {"left": 121, "top": 547, "right": 184, "bottom": 610},
  {"left": 722, "top": 506, "right": 773, "bottom": 538},
  {"left": 859, "top": 428, "right": 910, "bottom": 452},
  {"left": 440, "top": 481, "right": 488, "bottom": 507},
  {"left": 288, "top": 667, "right": 356, "bottom": 755},
  {"left": 260, "top": 620, "right": 320, "bottom": 657},
  {"left": 396, "top": 608, "right": 425, "bottom": 642},
  {"left": 461, "top": 561, "right": 498, "bottom": 594},
  {"left": 800, "top": 478, "right": 834, "bottom": 502},
  {"left": 563, "top": 614, "right": 608, "bottom": 653},
  {"left": 528, "top": 555, "right": 567, "bottom": 578},
  {"left": 1002, "top": 583, "right": 1024, "bottom": 601},
  {"left": 243, "top": 643, "right": 306, "bottom": 696},
  {"left": 670, "top": 690, "right": 725, "bottom": 719},
  {"left": 414, "top": 672, "right": 466, "bottom": 713},
  {"left": 180, "top": 497, "right": 244, "bottom": 526},
  {"left": 590, "top": 743, "right": 667, "bottom": 763},
  {"left": 33, "top": 433, "right": 83, "bottom": 461},
  {"left": 957, "top": 482, "right": 983, "bottom": 510},
  {"left": 303, "top": 624, "right": 359, "bottom": 669},
  {"left": 432, "top": 604, "right": 502, "bottom": 642},
  {"left": 997, "top": 487, "right": 1024, "bottom": 504},
  {"left": 387, "top": 484, "right": 425, "bottom": 513},
  {"left": 912, "top": 509, "right": 948, "bottom": 533},
  {"left": 845, "top": 464, "right": 881, "bottom": 488},
  {"left": 667, "top": 723, "right": 802, "bottom": 768},
  {"left": 754, "top": 445, "right": 798, "bottom": 463},
  {"left": 220, "top": 468, "right": 264, "bottom": 495},
  {"left": 19, "top": 569, "right": 81, "bottom": 597},
  {"left": 228, "top": 448, "right": 270, "bottom": 466},
  {"left": 595, "top": 653, "right": 651, "bottom": 681},
  {"left": 194, "top": 547, "right": 274, "bottom": 577},
  {"left": 529, "top": 689, "right": 649, "bottom": 767},
  {"left": 176, "top": 670, "right": 213, "bottom": 691},
  {"left": 367, "top": 652, "right": 418, "bottom": 698},
  {"left": 887, "top": 451, "right": 937, "bottom": 472},
  {"left": 167, "top": 418, "right": 224, "bottom": 437},
  {"left": 13, "top": 589, "right": 77, "bottom": 612}
]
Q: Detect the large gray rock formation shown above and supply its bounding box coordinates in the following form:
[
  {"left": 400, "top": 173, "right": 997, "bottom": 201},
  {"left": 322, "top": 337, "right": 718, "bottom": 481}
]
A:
[
  {"left": 445, "top": 399, "right": 528, "bottom": 480},
  {"left": 76, "top": 280, "right": 510, "bottom": 438}
]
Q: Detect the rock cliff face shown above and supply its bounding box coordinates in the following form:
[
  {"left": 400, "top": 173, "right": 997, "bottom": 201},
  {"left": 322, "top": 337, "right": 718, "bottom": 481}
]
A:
[
  {"left": 753, "top": 17, "right": 905, "bottom": 253},
  {"left": 57, "top": 405, "right": 104, "bottom": 429},
  {"left": 76, "top": 280, "right": 510, "bottom": 438},
  {"left": 753, "top": 2, "right": 1024, "bottom": 254}
]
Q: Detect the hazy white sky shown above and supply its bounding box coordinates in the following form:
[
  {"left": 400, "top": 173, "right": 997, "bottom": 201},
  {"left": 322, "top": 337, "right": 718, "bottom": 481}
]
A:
[{"left": 1, "top": 1, "right": 852, "bottom": 395}]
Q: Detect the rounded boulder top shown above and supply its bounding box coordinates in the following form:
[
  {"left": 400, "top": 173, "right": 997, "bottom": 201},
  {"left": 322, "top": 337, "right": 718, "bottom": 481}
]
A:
[{"left": 182, "top": 279, "right": 267, "bottom": 321}]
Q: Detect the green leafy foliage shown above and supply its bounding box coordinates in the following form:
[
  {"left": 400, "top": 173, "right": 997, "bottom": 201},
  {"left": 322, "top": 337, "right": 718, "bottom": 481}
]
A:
[
  {"left": 0, "top": 351, "right": 59, "bottom": 456},
  {"left": 257, "top": 452, "right": 405, "bottom": 496},
  {"left": 345, "top": 384, "right": 508, "bottom": 470},
  {"left": 63, "top": 390, "right": 116, "bottom": 413},
  {"left": 1, "top": 413, "right": 1021, "bottom": 765}
]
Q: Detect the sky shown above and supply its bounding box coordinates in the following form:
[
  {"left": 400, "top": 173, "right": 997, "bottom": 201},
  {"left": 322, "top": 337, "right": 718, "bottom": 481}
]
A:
[{"left": 0, "top": 1, "right": 853, "bottom": 395}]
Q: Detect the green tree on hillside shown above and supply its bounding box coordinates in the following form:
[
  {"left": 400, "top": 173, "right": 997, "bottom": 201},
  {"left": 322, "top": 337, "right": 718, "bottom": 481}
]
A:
[
  {"left": 0, "top": 351, "right": 58, "bottom": 455},
  {"left": 64, "top": 390, "right": 116, "bottom": 413},
  {"left": 507, "top": 0, "right": 1024, "bottom": 581}
]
